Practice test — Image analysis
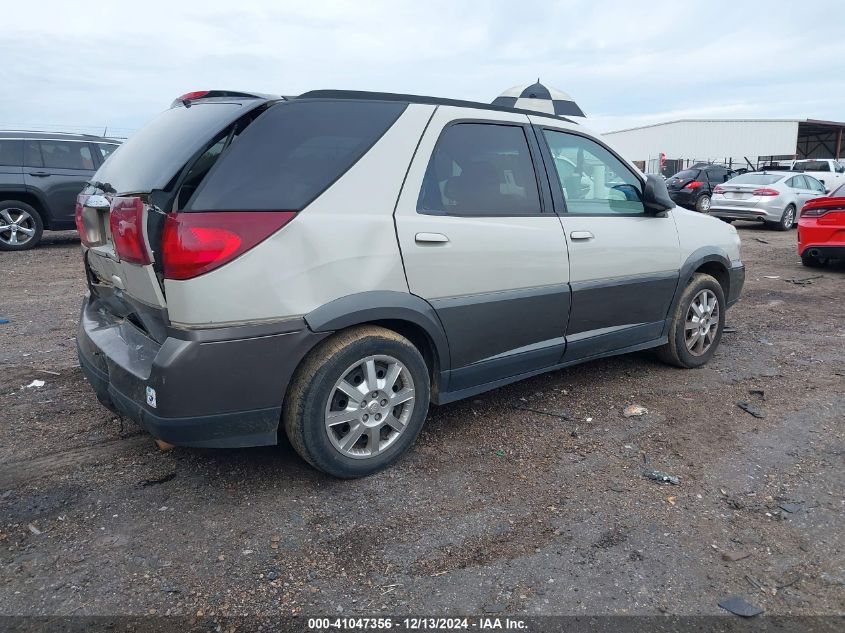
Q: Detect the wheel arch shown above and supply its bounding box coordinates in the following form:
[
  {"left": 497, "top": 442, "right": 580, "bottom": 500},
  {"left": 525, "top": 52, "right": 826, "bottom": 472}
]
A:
[
  {"left": 304, "top": 291, "right": 452, "bottom": 397},
  {"left": 0, "top": 191, "right": 49, "bottom": 221},
  {"left": 661, "top": 248, "right": 732, "bottom": 339}
]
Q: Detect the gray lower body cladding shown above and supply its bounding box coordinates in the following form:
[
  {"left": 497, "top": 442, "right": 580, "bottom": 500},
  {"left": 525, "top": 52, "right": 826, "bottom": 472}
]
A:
[{"left": 76, "top": 293, "right": 328, "bottom": 448}]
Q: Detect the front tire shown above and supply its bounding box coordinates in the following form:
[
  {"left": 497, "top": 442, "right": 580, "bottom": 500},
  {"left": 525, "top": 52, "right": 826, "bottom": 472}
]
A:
[
  {"left": 283, "top": 325, "right": 430, "bottom": 478},
  {"left": 0, "top": 201, "right": 44, "bottom": 251},
  {"left": 657, "top": 273, "right": 725, "bottom": 368},
  {"left": 695, "top": 194, "right": 712, "bottom": 213}
]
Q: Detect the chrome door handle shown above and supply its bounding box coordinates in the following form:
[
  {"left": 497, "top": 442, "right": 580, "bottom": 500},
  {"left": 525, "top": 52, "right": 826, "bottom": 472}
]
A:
[
  {"left": 415, "top": 232, "right": 449, "bottom": 244},
  {"left": 570, "top": 231, "right": 594, "bottom": 240}
]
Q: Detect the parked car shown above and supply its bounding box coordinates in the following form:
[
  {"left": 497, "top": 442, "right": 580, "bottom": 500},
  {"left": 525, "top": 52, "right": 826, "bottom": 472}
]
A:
[
  {"left": 0, "top": 131, "right": 121, "bottom": 250},
  {"left": 76, "top": 89, "right": 744, "bottom": 478},
  {"left": 790, "top": 158, "right": 845, "bottom": 192},
  {"left": 710, "top": 171, "right": 826, "bottom": 230},
  {"left": 798, "top": 181, "right": 845, "bottom": 267},
  {"left": 665, "top": 165, "right": 734, "bottom": 213}
]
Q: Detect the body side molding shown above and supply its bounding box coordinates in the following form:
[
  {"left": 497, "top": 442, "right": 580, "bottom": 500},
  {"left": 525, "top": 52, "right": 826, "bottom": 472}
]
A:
[{"left": 304, "top": 290, "right": 452, "bottom": 372}]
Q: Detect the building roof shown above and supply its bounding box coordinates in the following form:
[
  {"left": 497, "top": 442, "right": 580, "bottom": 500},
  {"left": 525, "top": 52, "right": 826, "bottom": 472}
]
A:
[{"left": 606, "top": 118, "right": 845, "bottom": 135}]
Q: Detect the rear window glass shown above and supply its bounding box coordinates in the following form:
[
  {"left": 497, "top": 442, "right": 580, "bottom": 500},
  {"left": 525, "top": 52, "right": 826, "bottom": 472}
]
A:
[
  {"left": 728, "top": 173, "right": 783, "bottom": 185},
  {"left": 93, "top": 101, "right": 261, "bottom": 194},
  {"left": 832, "top": 182, "right": 845, "bottom": 197},
  {"left": 672, "top": 170, "right": 699, "bottom": 180},
  {"left": 0, "top": 140, "right": 22, "bottom": 166},
  {"left": 188, "top": 100, "right": 406, "bottom": 211},
  {"left": 793, "top": 160, "right": 830, "bottom": 172}
]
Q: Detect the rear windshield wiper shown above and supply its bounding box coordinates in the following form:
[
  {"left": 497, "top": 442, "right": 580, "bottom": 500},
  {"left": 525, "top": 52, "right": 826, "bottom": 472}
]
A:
[{"left": 87, "top": 180, "right": 117, "bottom": 194}]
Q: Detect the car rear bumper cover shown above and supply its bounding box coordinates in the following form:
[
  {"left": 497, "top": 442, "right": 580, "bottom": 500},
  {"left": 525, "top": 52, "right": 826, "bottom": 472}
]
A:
[{"left": 76, "top": 293, "right": 328, "bottom": 448}]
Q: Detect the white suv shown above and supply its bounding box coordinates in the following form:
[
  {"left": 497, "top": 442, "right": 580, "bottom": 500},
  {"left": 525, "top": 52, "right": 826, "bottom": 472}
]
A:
[{"left": 76, "top": 90, "right": 745, "bottom": 477}]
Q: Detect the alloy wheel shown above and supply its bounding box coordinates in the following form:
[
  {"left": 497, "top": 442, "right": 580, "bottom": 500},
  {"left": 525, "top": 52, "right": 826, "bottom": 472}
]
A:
[
  {"left": 783, "top": 206, "right": 795, "bottom": 229},
  {"left": 0, "top": 208, "right": 36, "bottom": 247},
  {"left": 684, "top": 289, "right": 720, "bottom": 356},
  {"left": 324, "top": 355, "right": 416, "bottom": 459}
]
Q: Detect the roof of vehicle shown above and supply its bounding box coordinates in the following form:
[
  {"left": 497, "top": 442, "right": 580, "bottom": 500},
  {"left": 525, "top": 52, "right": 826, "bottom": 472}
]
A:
[
  {"left": 0, "top": 130, "right": 122, "bottom": 143},
  {"left": 297, "top": 89, "right": 577, "bottom": 124}
]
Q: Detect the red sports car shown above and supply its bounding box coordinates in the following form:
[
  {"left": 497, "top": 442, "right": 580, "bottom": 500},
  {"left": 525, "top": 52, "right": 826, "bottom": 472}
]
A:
[{"left": 798, "top": 182, "right": 845, "bottom": 267}]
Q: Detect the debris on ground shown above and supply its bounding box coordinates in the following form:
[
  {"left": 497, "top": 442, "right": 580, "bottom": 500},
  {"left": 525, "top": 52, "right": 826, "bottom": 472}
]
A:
[
  {"left": 666, "top": 496, "right": 676, "bottom": 506},
  {"left": 511, "top": 406, "right": 573, "bottom": 420},
  {"left": 754, "top": 237, "right": 769, "bottom": 244},
  {"left": 140, "top": 472, "right": 177, "bottom": 487},
  {"left": 737, "top": 401, "right": 765, "bottom": 418},
  {"left": 643, "top": 470, "right": 680, "bottom": 485},
  {"left": 722, "top": 326, "right": 738, "bottom": 333},
  {"left": 27, "top": 523, "right": 42, "bottom": 536},
  {"left": 722, "top": 551, "right": 751, "bottom": 562},
  {"left": 623, "top": 404, "right": 648, "bottom": 418},
  {"left": 22, "top": 380, "right": 45, "bottom": 389},
  {"left": 763, "top": 275, "right": 780, "bottom": 279},
  {"left": 748, "top": 389, "right": 765, "bottom": 400},
  {"left": 0, "top": 318, "right": 9, "bottom": 324},
  {"left": 718, "top": 595, "right": 764, "bottom": 617},
  {"left": 785, "top": 275, "right": 823, "bottom": 285},
  {"left": 154, "top": 439, "right": 175, "bottom": 452},
  {"left": 778, "top": 502, "right": 803, "bottom": 514}
]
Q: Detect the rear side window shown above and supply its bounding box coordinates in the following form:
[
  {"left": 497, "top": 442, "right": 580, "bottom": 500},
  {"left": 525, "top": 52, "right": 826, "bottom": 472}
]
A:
[
  {"left": 0, "top": 140, "right": 22, "bottom": 166},
  {"left": 188, "top": 100, "right": 406, "bottom": 211},
  {"left": 706, "top": 169, "right": 727, "bottom": 184},
  {"left": 98, "top": 143, "right": 119, "bottom": 162},
  {"left": 24, "top": 141, "right": 42, "bottom": 167},
  {"left": 39, "top": 141, "right": 94, "bottom": 170},
  {"left": 417, "top": 123, "right": 541, "bottom": 216}
]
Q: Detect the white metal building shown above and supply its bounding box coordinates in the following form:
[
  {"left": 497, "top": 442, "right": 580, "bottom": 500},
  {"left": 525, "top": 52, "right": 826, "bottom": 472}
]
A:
[{"left": 603, "top": 118, "right": 845, "bottom": 174}]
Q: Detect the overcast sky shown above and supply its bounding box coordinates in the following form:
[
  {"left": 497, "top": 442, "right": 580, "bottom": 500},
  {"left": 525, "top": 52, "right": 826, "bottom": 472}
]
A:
[{"left": 3, "top": 0, "right": 843, "bottom": 137}]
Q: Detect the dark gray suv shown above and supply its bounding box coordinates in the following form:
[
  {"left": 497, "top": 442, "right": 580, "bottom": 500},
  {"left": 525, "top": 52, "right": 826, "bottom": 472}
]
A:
[{"left": 0, "top": 131, "right": 121, "bottom": 250}]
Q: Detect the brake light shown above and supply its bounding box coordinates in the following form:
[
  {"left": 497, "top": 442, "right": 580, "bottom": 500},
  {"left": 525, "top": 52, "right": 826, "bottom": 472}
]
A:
[
  {"left": 109, "top": 197, "right": 151, "bottom": 265},
  {"left": 162, "top": 211, "right": 296, "bottom": 280},
  {"left": 752, "top": 188, "right": 780, "bottom": 197},
  {"left": 176, "top": 90, "right": 209, "bottom": 102},
  {"left": 713, "top": 185, "right": 725, "bottom": 195},
  {"left": 684, "top": 180, "right": 704, "bottom": 189}
]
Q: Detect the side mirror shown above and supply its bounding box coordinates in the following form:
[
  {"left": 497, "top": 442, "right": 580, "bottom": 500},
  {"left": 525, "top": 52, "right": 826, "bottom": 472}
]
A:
[{"left": 642, "top": 174, "right": 674, "bottom": 215}]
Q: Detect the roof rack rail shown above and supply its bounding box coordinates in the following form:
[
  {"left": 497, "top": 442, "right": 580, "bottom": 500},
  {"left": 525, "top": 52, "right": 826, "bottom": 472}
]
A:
[{"left": 297, "top": 89, "right": 576, "bottom": 124}]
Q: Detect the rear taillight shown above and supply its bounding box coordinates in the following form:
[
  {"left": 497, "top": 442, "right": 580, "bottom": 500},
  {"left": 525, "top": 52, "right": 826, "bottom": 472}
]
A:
[
  {"left": 684, "top": 180, "right": 704, "bottom": 189},
  {"left": 109, "top": 197, "right": 151, "bottom": 265},
  {"left": 162, "top": 211, "right": 296, "bottom": 280},
  {"left": 713, "top": 185, "right": 725, "bottom": 195},
  {"left": 801, "top": 197, "right": 845, "bottom": 217},
  {"left": 752, "top": 188, "right": 779, "bottom": 197}
]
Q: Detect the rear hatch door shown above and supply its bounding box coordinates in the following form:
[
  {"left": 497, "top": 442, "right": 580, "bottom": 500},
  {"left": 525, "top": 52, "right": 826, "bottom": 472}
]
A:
[{"left": 79, "top": 97, "right": 270, "bottom": 338}]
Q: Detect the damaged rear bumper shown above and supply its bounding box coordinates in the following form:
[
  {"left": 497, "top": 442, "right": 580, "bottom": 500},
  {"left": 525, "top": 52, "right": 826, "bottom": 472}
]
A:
[{"left": 76, "top": 293, "right": 328, "bottom": 448}]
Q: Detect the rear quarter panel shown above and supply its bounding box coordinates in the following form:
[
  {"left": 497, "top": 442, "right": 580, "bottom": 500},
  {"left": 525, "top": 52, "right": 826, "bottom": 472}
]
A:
[{"left": 164, "top": 104, "right": 436, "bottom": 327}]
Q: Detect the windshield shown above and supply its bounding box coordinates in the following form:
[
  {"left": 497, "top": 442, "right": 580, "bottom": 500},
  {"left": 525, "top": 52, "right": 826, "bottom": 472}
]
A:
[
  {"left": 92, "top": 100, "right": 265, "bottom": 194},
  {"left": 727, "top": 173, "right": 783, "bottom": 185}
]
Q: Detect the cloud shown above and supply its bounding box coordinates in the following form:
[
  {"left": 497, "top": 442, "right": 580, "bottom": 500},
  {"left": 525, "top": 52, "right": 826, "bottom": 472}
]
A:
[{"left": 1, "top": 0, "right": 842, "bottom": 135}]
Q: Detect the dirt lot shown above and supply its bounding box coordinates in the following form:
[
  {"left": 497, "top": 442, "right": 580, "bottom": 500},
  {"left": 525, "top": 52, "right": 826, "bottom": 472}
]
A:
[{"left": 1, "top": 225, "right": 843, "bottom": 618}]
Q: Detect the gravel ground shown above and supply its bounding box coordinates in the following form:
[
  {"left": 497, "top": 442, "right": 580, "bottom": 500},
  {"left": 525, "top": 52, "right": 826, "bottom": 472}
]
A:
[{"left": 0, "top": 225, "right": 843, "bottom": 618}]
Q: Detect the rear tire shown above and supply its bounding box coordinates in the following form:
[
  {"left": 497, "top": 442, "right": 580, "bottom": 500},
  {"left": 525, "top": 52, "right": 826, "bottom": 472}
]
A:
[
  {"left": 0, "top": 200, "right": 44, "bottom": 251},
  {"left": 695, "top": 194, "right": 712, "bottom": 213},
  {"left": 283, "top": 325, "right": 430, "bottom": 478},
  {"left": 657, "top": 273, "right": 725, "bottom": 369}
]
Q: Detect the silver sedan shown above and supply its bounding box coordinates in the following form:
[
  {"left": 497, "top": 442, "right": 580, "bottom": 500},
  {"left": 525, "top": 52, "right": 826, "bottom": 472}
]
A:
[{"left": 709, "top": 171, "right": 826, "bottom": 230}]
